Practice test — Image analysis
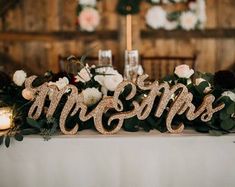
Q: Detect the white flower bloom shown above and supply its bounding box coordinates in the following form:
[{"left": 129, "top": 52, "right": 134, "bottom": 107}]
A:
[
  {"left": 78, "top": 0, "right": 96, "bottom": 7},
  {"left": 79, "top": 7, "right": 100, "bottom": 32},
  {"left": 13, "top": 70, "right": 27, "bottom": 86},
  {"left": 146, "top": 6, "right": 167, "bottom": 29},
  {"left": 195, "top": 78, "right": 212, "bottom": 93},
  {"left": 75, "top": 67, "right": 91, "bottom": 83},
  {"left": 180, "top": 12, "right": 198, "bottom": 30},
  {"left": 174, "top": 64, "right": 194, "bottom": 78},
  {"left": 95, "top": 67, "right": 123, "bottom": 91},
  {"left": 104, "top": 73, "right": 123, "bottom": 91},
  {"left": 164, "top": 20, "right": 178, "bottom": 30},
  {"left": 82, "top": 87, "right": 102, "bottom": 106},
  {"left": 49, "top": 77, "right": 69, "bottom": 90},
  {"left": 222, "top": 91, "right": 235, "bottom": 102}
]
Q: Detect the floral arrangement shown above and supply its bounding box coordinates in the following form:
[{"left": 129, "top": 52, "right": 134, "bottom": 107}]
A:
[
  {"left": 0, "top": 56, "right": 235, "bottom": 148},
  {"left": 77, "top": 0, "right": 100, "bottom": 32},
  {"left": 146, "top": 0, "right": 206, "bottom": 30}
]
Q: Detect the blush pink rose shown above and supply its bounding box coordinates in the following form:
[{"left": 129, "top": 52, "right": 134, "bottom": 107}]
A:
[
  {"left": 79, "top": 7, "right": 100, "bottom": 32},
  {"left": 22, "top": 88, "right": 34, "bottom": 100},
  {"left": 174, "top": 64, "right": 194, "bottom": 79}
]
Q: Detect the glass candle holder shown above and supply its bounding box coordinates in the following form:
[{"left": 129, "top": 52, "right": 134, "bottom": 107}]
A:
[
  {"left": 98, "top": 50, "right": 112, "bottom": 67},
  {"left": 124, "top": 50, "right": 139, "bottom": 81},
  {"left": 0, "top": 107, "right": 12, "bottom": 131}
]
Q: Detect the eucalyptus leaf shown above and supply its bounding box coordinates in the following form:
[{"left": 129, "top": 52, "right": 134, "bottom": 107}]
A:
[
  {"left": 219, "top": 110, "right": 230, "bottom": 120},
  {"left": 5, "top": 136, "right": 10, "bottom": 148},
  {"left": 221, "top": 118, "right": 235, "bottom": 130},
  {"left": 21, "top": 128, "right": 39, "bottom": 135},
  {"left": 227, "top": 103, "right": 235, "bottom": 114},
  {"left": 14, "top": 133, "right": 24, "bottom": 141},
  {"left": 26, "top": 118, "right": 43, "bottom": 130}
]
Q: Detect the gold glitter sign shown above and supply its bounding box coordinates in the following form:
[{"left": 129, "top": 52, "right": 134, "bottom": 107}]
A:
[{"left": 25, "top": 75, "right": 225, "bottom": 135}]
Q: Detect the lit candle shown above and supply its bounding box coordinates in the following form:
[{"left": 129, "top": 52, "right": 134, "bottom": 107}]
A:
[
  {"left": 0, "top": 107, "right": 12, "bottom": 130},
  {"left": 126, "top": 14, "right": 132, "bottom": 51}
]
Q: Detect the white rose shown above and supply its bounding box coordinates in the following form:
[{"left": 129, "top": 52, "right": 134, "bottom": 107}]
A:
[
  {"left": 75, "top": 67, "right": 91, "bottom": 83},
  {"left": 195, "top": 78, "right": 212, "bottom": 93},
  {"left": 49, "top": 77, "right": 69, "bottom": 90},
  {"left": 78, "top": 0, "right": 96, "bottom": 6},
  {"left": 222, "top": 91, "right": 235, "bottom": 102},
  {"left": 174, "top": 64, "right": 194, "bottom": 79},
  {"left": 82, "top": 87, "right": 102, "bottom": 106},
  {"left": 13, "top": 70, "right": 27, "bottom": 86},
  {"left": 180, "top": 12, "right": 198, "bottom": 30},
  {"left": 146, "top": 6, "right": 167, "bottom": 29}
]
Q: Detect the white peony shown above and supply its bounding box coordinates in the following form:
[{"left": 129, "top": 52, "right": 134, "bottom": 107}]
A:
[
  {"left": 75, "top": 66, "right": 91, "bottom": 83},
  {"left": 222, "top": 91, "right": 235, "bottom": 102},
  {"left": 180, "top": 12, "right": 198, "bottom": 30},
  {"left": 78, "top": 0, "right": 96, "bottom": 7},
  {"left": 104, "top": 73, "right": 123, "bottom": 91},
  {"left": 195, "top": 78, "right": 212, "bottom": 93},
  {"left": 94, "top": 67, "right": 123, "bottom": 91},
  {"left": 13, "top": 70, "right": 27, "bottom": 86},
  {"left": 146, "top": 6, "right": 167, "bottom": 29},
  {"left": 174, "top": 64, "right": 194, "bottom": 79},
  {"left": 82, "top": 87, "right": 102, "bottom": 106},
  {"left": 48, "top": 77, "right": 69, "bottom": 90}
]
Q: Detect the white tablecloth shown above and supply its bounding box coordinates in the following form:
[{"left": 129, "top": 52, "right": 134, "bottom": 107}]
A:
[{"left": 0, "top": 130, "right": 235, "bottom": 187}]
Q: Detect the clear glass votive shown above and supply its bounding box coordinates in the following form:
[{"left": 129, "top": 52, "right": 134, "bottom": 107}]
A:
[
  {"left": 98, "top": 50, "right": 112, "bottom": 67},
  {"left": 124, "top": 50, "right": 139, "bottom": 82}
]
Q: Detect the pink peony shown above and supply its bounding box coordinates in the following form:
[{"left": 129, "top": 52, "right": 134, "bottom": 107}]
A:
[{"left": 79, "top": 7, "right": 100, "bottom": 32}]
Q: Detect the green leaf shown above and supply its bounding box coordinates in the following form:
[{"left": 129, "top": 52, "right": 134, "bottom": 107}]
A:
[
  {"left": 5, "top": 136, "right": 10, "bottom": 148},
  {"left": 21, "top": 128, "right": 39, "bottom": 135},
  {"left": 26, "top": 118, "right": 43, "bottom": 130},
  {"left": 195, "top": 124, "right": 210, "bottom": 133},
  {"left": 220, "top": 118, "right": 235, "bottom": 131},
  {"left": 0, "top": 136, "right": 4, "bottom": 145},
  {"left": 209, "top": 130, "right": 223, "bottom": 136},
  {"left": 196, "top": 81, "right": 209, "bottom": 93},
  {"left": 220, "top": 110, "right": 230, "bottom": 120},
  {"left": 14, "top": 133, "right": 24, "bottom": 141},
  {"left": 227, "top": 103, "right": 235, "bottom": 114}
]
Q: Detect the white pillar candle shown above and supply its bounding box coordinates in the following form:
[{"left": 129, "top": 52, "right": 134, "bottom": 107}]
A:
[{"left": 0, "top": 108, "right": 12, "bottom": 130}]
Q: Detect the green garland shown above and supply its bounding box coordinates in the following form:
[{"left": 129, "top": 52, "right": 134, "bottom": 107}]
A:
[{"left": 0, "top": 57, "right": 235, "bottom": 148}]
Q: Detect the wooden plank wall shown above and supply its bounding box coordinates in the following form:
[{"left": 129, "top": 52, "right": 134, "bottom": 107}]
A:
[{"left": 0, "top": 0, "right": 234, "bottom": 75}]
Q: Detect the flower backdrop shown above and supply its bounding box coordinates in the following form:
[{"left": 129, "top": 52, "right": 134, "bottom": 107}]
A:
[{"left": 116, "top": 0, "right": 206, "bottom": 30}]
